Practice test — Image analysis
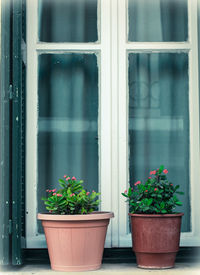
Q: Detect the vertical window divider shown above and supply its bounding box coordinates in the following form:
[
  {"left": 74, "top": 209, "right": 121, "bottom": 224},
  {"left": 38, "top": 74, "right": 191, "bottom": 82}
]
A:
[
  {"left": 186, "top": 0, "right": 200, "bottom": 246},
  {"left": 26, "top": 0, "right": 38, "bottom": 247}
]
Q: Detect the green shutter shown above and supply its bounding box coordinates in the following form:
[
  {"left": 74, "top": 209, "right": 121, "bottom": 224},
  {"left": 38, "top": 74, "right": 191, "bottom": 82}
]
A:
[
  {"left": 0, "top": 0, "right": 12, "bottom": 265},
  {"left": 12, "top": 0, "right": 25, "bottom": 265},
  {"left": 0, "top": 0, "right": 26, "bottom": 266}
]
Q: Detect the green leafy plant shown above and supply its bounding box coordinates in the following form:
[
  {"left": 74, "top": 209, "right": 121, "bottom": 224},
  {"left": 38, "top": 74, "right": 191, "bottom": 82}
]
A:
[
  {"left": 42, "top": 175, "right": 100, "bottom": 215},
  {"left": 122, "top": 165, "right": 184, "bottom": 214}
]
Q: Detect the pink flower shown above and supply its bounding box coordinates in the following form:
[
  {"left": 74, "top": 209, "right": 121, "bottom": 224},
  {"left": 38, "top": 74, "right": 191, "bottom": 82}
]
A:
[
  {"left": 72, "top": 193, "right": 75, "bottom": 196},
  {"left": 154, "top": 188, "right": 157, "bottom": 191},
  {"left": 86, "top": 192, "right": 90, "bottom": 196},
  {"left": 70, "top": 194, "right": 73, "bottom": 197},
  {"left": 53, "top": 192, "right": 56, "bottom": 196},
  {"left": 150, "top": 170, "right": 156, "bottom": 175},
  {"left": 52, "top": 189, "right": 56, "bottom": 192},
  {"left": 163, "top": 169, "right": 168, "bottom": 174},
  {"left": 57, "top": 194, "right": 62, "bottom": 197},
  {"left": 134, "top": 181, "right": 141, "bottom": 186},
  {"left": 170, "top": 184, "right": 173, "bottom": 186},
  {"left": 148, "top": 177, "right": 151, "bottom": 179},
  {"left": 66, "top": 177, "right": 70, "bottom": 181},
  {"left": 124, "top": 189, "right": 127, "bottom": 193},
  {"left": 92, "top": 190, "right": 95, "bottom": 193},
  {"left": 46, "top": 189, "right": 49, "bottom": 192},
  {"left": 72, "top": 176, "right": 76, "bottom": 181},
  {"left": 64, "top": 175, "right": 67, "bottom": 178}
]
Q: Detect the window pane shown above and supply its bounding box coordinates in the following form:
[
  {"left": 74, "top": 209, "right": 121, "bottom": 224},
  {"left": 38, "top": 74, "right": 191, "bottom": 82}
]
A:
[
  {"left": 37, "top": 54, "right": 99, "bottom": 231},
  {"left": 128, "top": 53, "right": 190, "bottom": 232},
  {"left": 38, "top": 0, "right": 98, "bottom": 42},
  {"left": 128, "top": 0, "right": 188, "bottom": 42}
]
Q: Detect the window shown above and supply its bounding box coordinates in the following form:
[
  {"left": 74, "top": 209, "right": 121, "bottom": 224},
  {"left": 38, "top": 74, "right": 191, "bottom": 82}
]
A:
[{"left": 26, "top": 0, "right": 200, "bottom": 248}]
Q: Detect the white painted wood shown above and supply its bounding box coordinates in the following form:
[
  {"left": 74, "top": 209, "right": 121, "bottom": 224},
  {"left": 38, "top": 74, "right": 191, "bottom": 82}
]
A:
[
  {"left": 188, "top": 0, "right": 200, "bottom": 245},
  {"left": 26, "top": 0, "right": 38, "bottom": 247},
  {"left": 99, "top": 0, "right": 112, "bottom": 247},
  {"left": 126, "top": 42, "right": 191, "bottom": 51},
  {"left": 110, "top": 0, "right": 120, "bottom": 247},
  {"left": 117, "top": 0, "right": 129, "bottom": 247},
  {"left": 36, "top": 43, "right": 101, "bottom": 51}
]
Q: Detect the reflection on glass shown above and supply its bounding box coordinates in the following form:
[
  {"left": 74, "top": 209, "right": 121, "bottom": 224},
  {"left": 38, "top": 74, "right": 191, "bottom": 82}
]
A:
[
  {"left": 37, "top": 54, "right": 99, "bottom": 231},
  {"left": 38, "top": 0, "right": 98, "bottom": 42},
  {"left": 128, "top": 0, "right": 188, "bottom": 42},
  {"left": 128, "top": 53, "right": 190, "bottom": 232}
]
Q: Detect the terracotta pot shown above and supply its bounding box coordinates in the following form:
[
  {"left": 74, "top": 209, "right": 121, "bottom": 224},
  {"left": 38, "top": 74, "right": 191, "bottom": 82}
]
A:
[
  {"left": 38, "top": 211, "right": 114, "bottom": 271},
  {"left": 129, "top": 213, "right": 183, "bottom": 269}
]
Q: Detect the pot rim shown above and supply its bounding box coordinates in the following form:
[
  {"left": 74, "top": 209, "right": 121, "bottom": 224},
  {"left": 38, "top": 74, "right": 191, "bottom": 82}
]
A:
[
  {"left": 38, "top": 211, "right": 114, "bottom": 221},
  {"left": 128, "top": 213, "right": 184, "bottom": 218}
]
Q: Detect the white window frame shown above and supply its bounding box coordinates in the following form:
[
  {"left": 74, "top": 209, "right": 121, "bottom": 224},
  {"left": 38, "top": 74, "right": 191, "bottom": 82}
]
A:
[
  {"left": 26, "top": 0, "right": 200, "bottom": 248},
  {"left": 26, "top": 0, "right": 113, "bottom": 248},
  {"left": 118, "top": 0, "right": 200, "bottom": 247}
]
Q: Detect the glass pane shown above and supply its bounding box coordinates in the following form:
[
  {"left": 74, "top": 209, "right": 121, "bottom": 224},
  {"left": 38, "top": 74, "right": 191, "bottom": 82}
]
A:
[
  {"left": 37, "top": 53, "right": 99, "bottom": 230},
  {"left": 38, "top": 0, "right": 98, "bottom": 42},
  {"left": 128, "top": 53, "right": 190, "bottom": 232},
  {"left": 128, "top": 0, "right": 188, "bottom": 42}
]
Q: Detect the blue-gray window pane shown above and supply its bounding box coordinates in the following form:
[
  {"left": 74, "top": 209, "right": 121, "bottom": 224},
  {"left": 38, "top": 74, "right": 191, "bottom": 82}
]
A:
[
  {"left": 128, "top": 53, "right": 190, "bottom": 232},
  {"left": 38, "top": 0, "right": 98, "bottom": 42},
  {"left": 128, "top": 0, "right": 188, "bottom": 42},
  {"left": 37, "top": 54, "right": 99, "bottom": 229}
]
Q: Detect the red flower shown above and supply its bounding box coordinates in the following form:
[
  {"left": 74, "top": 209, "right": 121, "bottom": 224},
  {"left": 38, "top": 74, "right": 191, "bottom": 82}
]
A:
[
  {"left": 163, "top": 169, "right": 168, "bottom": 174},
  {"left": 154, "top": 188, "right": 157, "bottom": 191},
  {"left": 64, "top": 175, "right": 67, "bottom": 178},
  {"left": 150, "top": 170, "right": 156, "bottom": 175},
  {"left": 53, "top": 192, "right": 56, "bottom": 196},
  {"left": 134, "top": 181, "right": 141, "bottom": 186},
  {"left": 145, "top": 190, "right": 148, "bottom": 192},
  {"left": 86, "top": 192, "right": 90, "bottom": 196},
  {"left": 72, "top": 176, "right": 76, "bottom": 181},
  {"left": 124, "top": 189, "right": 127, "bottom": 193}
]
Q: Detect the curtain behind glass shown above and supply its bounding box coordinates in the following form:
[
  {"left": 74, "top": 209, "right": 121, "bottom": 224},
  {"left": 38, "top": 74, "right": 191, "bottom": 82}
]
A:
[
  {"left": 38, "top": 0, "right": 98, "bottom": 42},
  {"left": 128, "top": 53, "right": 190, "bottom": 232},
  {"left": 37, "top": 54, "right": 99, "bottom": 232},
  {"left": 128, "top": 0, "right": 188, "bottom": 42}
]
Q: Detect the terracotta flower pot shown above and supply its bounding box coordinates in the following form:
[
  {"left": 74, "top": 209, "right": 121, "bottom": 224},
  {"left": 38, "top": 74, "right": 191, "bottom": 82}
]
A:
[
  {"left": 38, "top": 211, "right": 114, "bottom": 271},
  {"left": 129, "top": 213, "right": 183, "bottom": 269}
]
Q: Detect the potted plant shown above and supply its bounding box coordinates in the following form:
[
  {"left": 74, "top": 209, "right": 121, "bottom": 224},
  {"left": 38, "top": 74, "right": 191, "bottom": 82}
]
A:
[
  {"left": 122, "top": 165, "right": 184, "bottom": 269},
  {"left": 38, "top": 175, "right": 114, "bottom": 271}
]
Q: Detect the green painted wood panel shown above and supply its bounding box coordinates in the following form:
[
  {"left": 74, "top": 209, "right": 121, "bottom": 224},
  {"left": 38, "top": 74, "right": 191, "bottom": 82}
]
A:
[
  {"left": 12, "top": 0, "right": 24, "bottom": 265},
  {"left": 0, "top": 0, "right": 12, "bottom": 265}
]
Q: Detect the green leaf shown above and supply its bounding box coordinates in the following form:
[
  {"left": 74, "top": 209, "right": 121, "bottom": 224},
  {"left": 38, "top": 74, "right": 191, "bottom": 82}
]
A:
[
  {"left": 160, "top": 201, "right": 165, "bottom": 209},
  {"left": 175, "top": 201, "right": 182, "bottom": 206},
  {"left": 147, "top": 198, "right": 153, "bottom": 206},
  {"left": 175, "top": 185, "right": 180, "bottom": 191},
  {"left": 159, "top": 165, "right": 164, "bottom": 173},
  {"left": 161, "top": 209, "right": 167, "bottom": 214},
  {"left": 59, "top": 179, "right": 66, "bottom": 184},
  {"left": 176, "top": 191, "right": 184, "bottom": 195}
]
